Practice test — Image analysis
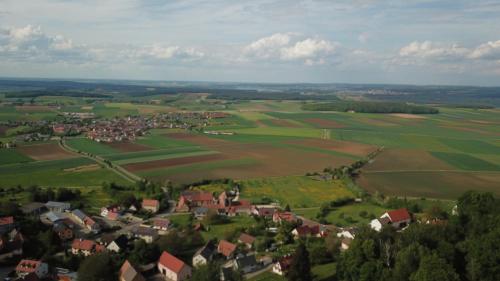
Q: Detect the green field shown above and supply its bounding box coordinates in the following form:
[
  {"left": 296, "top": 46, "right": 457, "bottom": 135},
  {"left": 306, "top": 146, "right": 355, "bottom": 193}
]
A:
[
  {"left": 0, "top": 157, "right": 129, "bottom": 187},
  {"left": 431, "top": 152, "right": 500, "bottom": 171},
  {"left": 0, "top": 149, "right": 34, "bottom": 165},
  {"left": 241, "top": 176, "right": 355, "bottom": 208},
  {"left": 66, "top": 138, "right": 119, "bottom": 155}
]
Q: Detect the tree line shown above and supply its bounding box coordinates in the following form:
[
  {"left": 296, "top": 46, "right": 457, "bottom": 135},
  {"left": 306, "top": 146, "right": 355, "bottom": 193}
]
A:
[{"left": 302, "top": 101, "right": 439, "bottom": 114}]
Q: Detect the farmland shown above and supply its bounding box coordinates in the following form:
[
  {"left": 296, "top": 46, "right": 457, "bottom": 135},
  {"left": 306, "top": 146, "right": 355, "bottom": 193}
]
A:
[{"left": 0, "top": 90, "right": 499, "bottom": 200}]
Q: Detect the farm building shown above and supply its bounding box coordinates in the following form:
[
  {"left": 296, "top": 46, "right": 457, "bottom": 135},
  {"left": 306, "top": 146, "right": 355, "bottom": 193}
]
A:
[
  {"left": 157, "top": 251, "right": 192, "bottom": 281},
  {"left": 370, "top": 208, "right": 412, "bottom": 232}
]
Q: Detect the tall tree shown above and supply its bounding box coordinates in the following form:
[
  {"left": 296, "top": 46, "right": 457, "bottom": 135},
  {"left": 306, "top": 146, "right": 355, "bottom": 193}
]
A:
[
  {"left": 77, "top": 253, "right": 116, "bottom": 281},
  {"left": 287, "top": 243, "right": 311, "bottom": 281}
]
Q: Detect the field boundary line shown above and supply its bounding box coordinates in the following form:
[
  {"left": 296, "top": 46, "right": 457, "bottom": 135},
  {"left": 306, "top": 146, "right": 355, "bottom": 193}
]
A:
[{"left": 364, "top": 169, "right": 500, "bottom": 173}]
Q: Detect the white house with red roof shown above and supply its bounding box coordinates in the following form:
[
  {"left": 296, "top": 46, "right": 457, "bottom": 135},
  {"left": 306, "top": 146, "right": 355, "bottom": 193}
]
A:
[
  {"left": 272, "top": 255, "right": 293, "bottom": 276},
  {"left": 15, "top": 259, "right": 49, "bottom": 278},
  {"left": 176, "top": 191, "right": 215, "bottom": 212},
  {"left": 71, "top": 239, "right": 105, "bottom": 256},
  {"left": 272, "top": 211, "right": 298, "bottom": 224},
  {"left": 370, "top": 208, "right": 412, "bottom": 232},
  {"left": 218, "top": 240, "right": 237, "bottom": 259},
  {"left": 157, "top": 251, "right": 192, "bottom": 281},
  {"left": 142, "top": 199, "right": 160, "bottom": 213}
]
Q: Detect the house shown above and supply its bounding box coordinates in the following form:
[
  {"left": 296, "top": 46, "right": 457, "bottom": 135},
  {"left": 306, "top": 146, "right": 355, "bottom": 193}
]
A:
[
  {"left": 100, "top": 206, "right": 122, "bottom": 220},
  {"left": 226, "top": 200, "right": 253, "bottom": 216},
  {"left": 192, "top": 241, "right": 217, "bottom": 267},
  {"left": 131, "top": 226, "right": 158, "bottom": 243},
  {"left": 238, "top": 233, "right": 256, "bottom": 249},
  {"left": 83, "top": 217, "right": 101, "bottom": 233},
  {"left": 193, "top": 207, "right": 209, "bottom": 220},
  {"left": 252, "top": 206, "right": 277, "bottom": 218},
  {"left": 272, "top": 255, "right": 293, "bottom": 276},
  {"left": 0, "top": 216, "right": 15, "bottom": 234},
  {"left": 0, "top": 229, "right": 24, "bottom": 262},
  {"left": 71, "top": 239, "right": 105, "bottom": 256},
  {"left": 370, "top": 208, "right": 412, "bottom": 232},
  {"left": 119, "top": 260, "right": 145, "bottom": 281},
  {"left": 20, "top": 202, "right": 46, "bottom": 216},
  {"left": 142, "top": 199, "right": 160, "bottom": 213},
  {"left": 272, "top": 212, "right": 298, "bottom": 224},
  {"left": 218, "top": 240, "right": 237, "bottom": 259},
  {"left": 153, "top": 218, "right": 170, "bottom": 231},
  {"left": 233, "top": 254, "right": 260, "bottom": 274},
  {"left": 337, "top": 227, "right": 358, "bottom": 240},
  {"left": 45, "top": 201, "right": 71, "bottom": 213},
  {"left": 70, "top": 209, "right": 87, "bottom": 224},
  {"left": 45, "top": 211, "right": 66, "bottom": 224},
  {"left": 157, "top": 251, "right": 192, "bottom": 281},
  {"left": 15, "top": 260, "right": 49, "bottom": 278},
  {"left": 53, "top": 222, "right": 73, "bottom": 241},
  {"left": 292, "top": 225, "right": 321, "bottom": 239},
  {"left": 107, "top": 235, "right": 129, "bottom": 253},
  {"left": 176, "top": 191, "right": 215, "bottom": 212}
]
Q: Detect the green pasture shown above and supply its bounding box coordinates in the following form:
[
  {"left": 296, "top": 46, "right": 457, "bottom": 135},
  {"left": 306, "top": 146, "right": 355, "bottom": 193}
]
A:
[
  {"left": 66, "top": 138, "right": 119, "bottom": 155},
  {"left": 201, "top": 215, "right": 256, "bottom": 241},
  {"left": 135, "top": 133, "right": 196, "bottom": 149},
  {"left": 0, "top": 149, "right": 33, "bottom": 165},
  {"left": 240, "top": 176, "right": 355, "bottom": 208},
  {"left": 113, "top": 150, "right": 218, "bottom": 165},
  {"left": 0, "top": 157, "right": 129, "bottom": 187},
  {"left": 431, "top": 152, "right": 500, "bottom": 171}
]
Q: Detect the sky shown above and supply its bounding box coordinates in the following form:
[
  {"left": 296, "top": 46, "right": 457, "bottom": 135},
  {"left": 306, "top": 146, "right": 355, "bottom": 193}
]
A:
[{"left": 1, "top": 0, "right": 500, "bottom": 86}]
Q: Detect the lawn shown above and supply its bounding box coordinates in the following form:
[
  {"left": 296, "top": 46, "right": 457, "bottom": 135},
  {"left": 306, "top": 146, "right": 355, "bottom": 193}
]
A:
[
  {"left": 0, "top": 149, "right": 34, "bottom": 165},
  {"left": 66, "top": 138, "right": 119, "bottom": 156},
  {"left": 105, "top": 147, "right": 214, "bottom": 165},
  {"left": 201, "top": 215, "right": 257, "bottom": 241},
  {"left": 248, "top": 272, "right": 285, "bottom": 281},
  {"left": 240, "top": 176, "right": 355, "bottom": 208}
]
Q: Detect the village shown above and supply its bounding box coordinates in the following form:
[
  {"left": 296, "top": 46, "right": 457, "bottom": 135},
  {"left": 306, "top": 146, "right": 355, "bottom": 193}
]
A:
[
  {"left": 0, "top": 181, "right": 421, "bottom": 281},
  {"left": 0, "top": 111, "right": 229, "bottom": 148}
]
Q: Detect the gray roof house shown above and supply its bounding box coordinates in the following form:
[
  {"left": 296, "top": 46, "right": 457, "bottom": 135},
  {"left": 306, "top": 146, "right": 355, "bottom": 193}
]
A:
[{"left": 45, "top": 201, "right": 71, "bottom": 212}]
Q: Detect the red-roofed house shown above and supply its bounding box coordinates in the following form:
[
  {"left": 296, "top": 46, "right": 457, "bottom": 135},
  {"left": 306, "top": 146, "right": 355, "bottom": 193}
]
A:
[
  {"left": 119, "top": 260, "right": 145, "bottom": 281},
  {"left": 227, "top": 200, "right": 252, "bottom": 216},
  {"left": 252, "top": 206, "right": 277, "bottom": 218},
  {"left": 71, "top": 239, "right": 103, "bottom": 256},
  {"left": 101, "top": 206, "right": 122, "bottom": 221},
  {"left": 273, "top": 212, "right": 298, "bottom": 224},
  {"left": 176, "top": 191, "right": 215, "bottom": 212},
  {"left": 142, "top": 199, "right": 160, "bottom": 213},
  {"left": 272, "top": 255, "right": 293, "bottom": 276},
  {"left": 218, "top": 240, "right": 237, "bottom": 259},
  {"left": 238, "top": 233, "right": 256, "bottom": 249},
  {"left": 153, "top": 218, "right": 170, "bottom": 231},
  {"left": 292, "top": 225, "right": 321, "bottom": 239},
  {"left": 370, "top": 208, "right": 412, "bottom": 232},
  {"left": 15, "top": 260, "right": 49, "bottom": 278},
  {"left": 157, "top": 251, "right": 192, "bottom": 281}
]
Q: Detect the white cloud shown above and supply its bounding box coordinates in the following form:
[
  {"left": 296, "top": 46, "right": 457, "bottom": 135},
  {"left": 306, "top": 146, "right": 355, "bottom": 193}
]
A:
[
  {"left": 280, "top": 38, "right": 336, "bottom": 60},
  {"left": 243, "top": 33, "right": 291, "bottom": 59},
  {"left": 399, "top": 41, "right": 469, "bottom": 61},
  {"left": 469, "top": 40, "right": 500, "bottom": 60},
  {"left": 243, "top": 33, "right": 338, "bottom": 65},
  {"left": 358, "top": 32, "right": 370, "bottom": 44}
]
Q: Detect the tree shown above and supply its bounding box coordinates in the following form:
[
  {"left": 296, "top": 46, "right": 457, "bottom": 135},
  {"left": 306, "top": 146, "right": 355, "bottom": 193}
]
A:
[
  {"left": 410, "top": 253, "right": 459, "bottom": 281},
  {"left": 77, "top": 253, "right": 116, "bottom": 281},
  {"left": 190, "top": 263, "right": 220, "bottom": 281},
  {"left": 287, "top": 243, "right": 311, "bottom": 281}
]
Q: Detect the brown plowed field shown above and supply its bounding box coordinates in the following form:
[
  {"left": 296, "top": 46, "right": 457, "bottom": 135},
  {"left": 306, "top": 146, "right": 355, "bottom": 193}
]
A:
[
  {"left": 140, "top": 133, "right": 355, "bottom": 183},
  {"left": 17, "top": 143, "right": 78, "bottom": 161},
  {"left": 287, "top": 139, "right": 377, "bottom": 157},
  {"left": 304, "top": 118, "right": 345, "bottom": 128},
  {"left": 106, "top": 142, "right": 152, "bottom": 152},
  {"left": 123, "top": 153, "right": 227, "bottom": 172}
]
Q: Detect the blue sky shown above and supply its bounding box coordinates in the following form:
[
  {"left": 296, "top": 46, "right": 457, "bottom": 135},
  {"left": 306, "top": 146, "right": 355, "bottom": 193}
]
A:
[{"left": 1, "top": 0, "right": 500, "bottom": 85}]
